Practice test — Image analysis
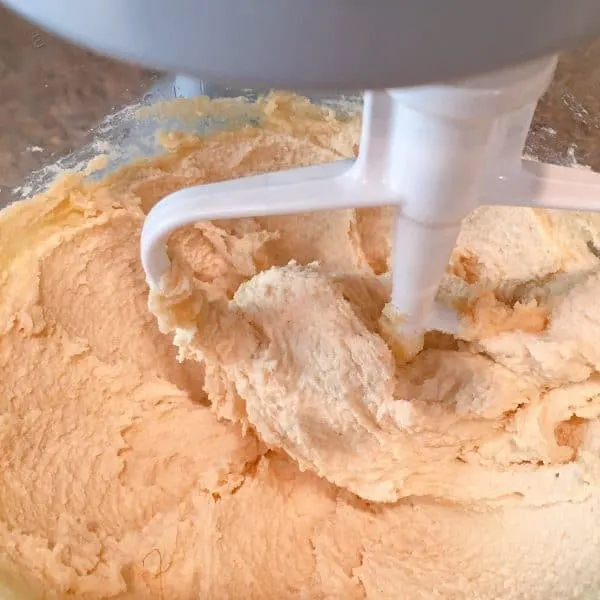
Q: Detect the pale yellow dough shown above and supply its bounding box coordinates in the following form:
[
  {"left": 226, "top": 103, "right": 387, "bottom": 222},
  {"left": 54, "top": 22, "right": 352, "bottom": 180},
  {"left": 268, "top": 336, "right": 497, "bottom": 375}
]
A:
[{"left": 1, "top": 94, "right": 600, "bottom": 598}]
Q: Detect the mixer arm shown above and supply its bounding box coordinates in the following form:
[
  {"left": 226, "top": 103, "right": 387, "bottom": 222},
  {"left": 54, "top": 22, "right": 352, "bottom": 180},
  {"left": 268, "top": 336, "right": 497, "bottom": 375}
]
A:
[
  {"left": 141, "top": 159, "right": 386, "bottom": 290},
  {"left": 491, "top": 159, "right": 600, "bottom": 212}
]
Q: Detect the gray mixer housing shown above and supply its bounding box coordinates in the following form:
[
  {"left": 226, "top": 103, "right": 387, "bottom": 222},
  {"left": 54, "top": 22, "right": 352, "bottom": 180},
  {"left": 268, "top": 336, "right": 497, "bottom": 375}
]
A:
[{"left": 4, "top": 0, "right": 600, "bottom": 89}]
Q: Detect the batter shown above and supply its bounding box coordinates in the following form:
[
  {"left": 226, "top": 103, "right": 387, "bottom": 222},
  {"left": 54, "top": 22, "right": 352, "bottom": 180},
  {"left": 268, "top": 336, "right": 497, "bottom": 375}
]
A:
[{"left": 1, "top": 94, "right": 600, "bottom": 599}]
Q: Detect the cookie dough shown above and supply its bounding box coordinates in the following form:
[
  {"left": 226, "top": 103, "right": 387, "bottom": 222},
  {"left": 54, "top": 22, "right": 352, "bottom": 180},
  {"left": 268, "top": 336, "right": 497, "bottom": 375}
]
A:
[{"left": 1, "top": 94, "right": 600, "bottom": 599}]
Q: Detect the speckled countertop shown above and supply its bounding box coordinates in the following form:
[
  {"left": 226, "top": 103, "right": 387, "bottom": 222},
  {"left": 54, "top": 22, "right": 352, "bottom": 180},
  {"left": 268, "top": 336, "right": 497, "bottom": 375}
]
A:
[
  {"left": 0, "top": 7, "right": 155, "bottom": 206},
  {"left": 1, "top": 5, "right": 600, "bottom": 208}
]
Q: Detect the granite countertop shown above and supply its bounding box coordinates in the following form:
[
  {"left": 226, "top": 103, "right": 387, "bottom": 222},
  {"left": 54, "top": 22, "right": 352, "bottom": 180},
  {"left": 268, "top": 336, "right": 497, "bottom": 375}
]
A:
[
  {"left": 0, "top": 6, "right": 600, "bottom": 208},
  {"left": 0, "top": 7, "right": 155, "bottom": 206}
]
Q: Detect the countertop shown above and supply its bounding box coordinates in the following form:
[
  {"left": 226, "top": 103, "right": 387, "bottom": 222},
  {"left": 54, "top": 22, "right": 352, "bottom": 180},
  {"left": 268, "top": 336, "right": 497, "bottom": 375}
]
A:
[
  {"left": 1, "top": 6, "right": 600, "bottom": 208},
  {"left": 0, "top": 7, "right": 154, "bottom": 206}
]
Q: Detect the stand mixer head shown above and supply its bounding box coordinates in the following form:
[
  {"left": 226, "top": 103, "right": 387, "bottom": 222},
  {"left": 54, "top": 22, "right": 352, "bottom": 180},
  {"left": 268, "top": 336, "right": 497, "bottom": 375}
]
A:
[{"left": 5, "top": 0, "right": 600, "bottom": 357}]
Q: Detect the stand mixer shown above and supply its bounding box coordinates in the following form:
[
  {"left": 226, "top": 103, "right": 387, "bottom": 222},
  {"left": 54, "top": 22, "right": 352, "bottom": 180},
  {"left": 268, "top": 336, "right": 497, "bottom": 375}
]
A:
[{"left": 5, "top": 0, "right": 600, "bottom": 354}]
